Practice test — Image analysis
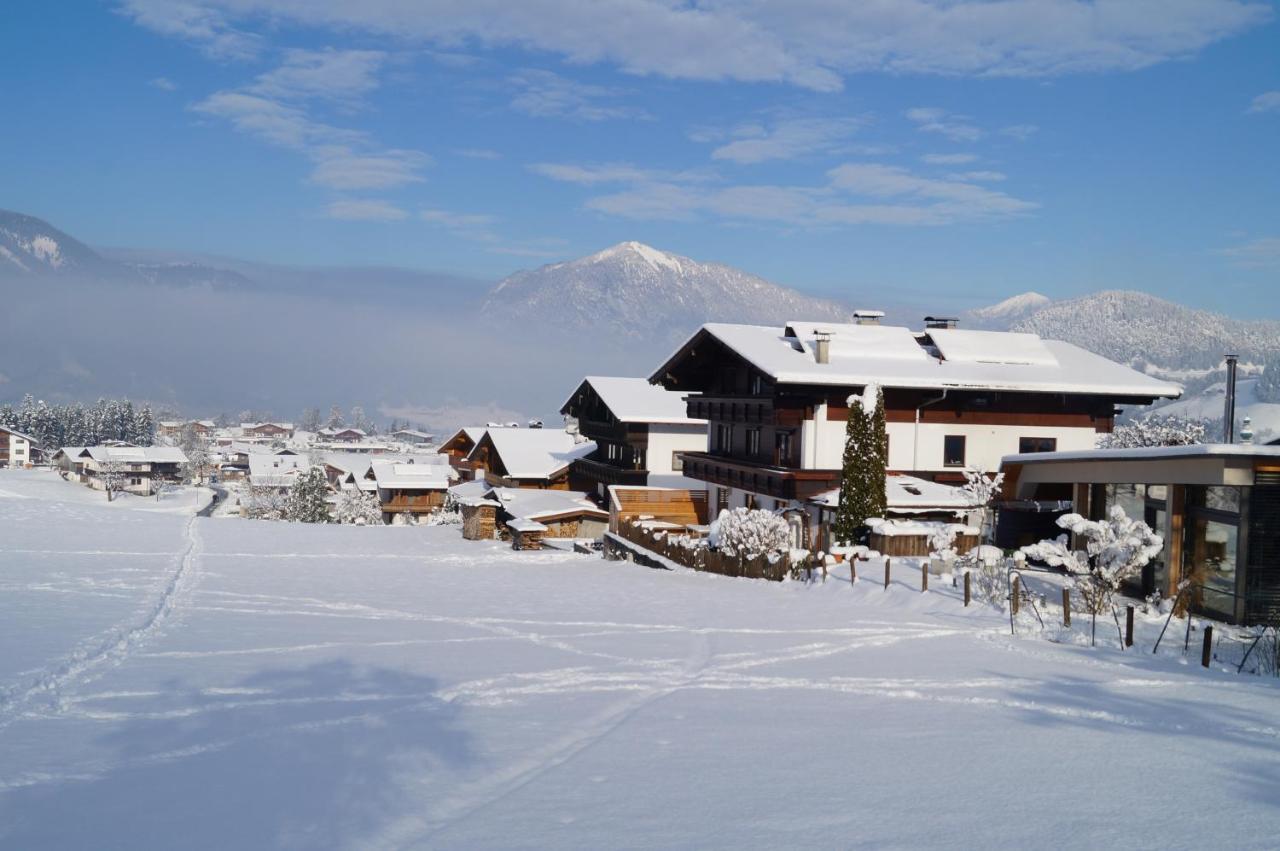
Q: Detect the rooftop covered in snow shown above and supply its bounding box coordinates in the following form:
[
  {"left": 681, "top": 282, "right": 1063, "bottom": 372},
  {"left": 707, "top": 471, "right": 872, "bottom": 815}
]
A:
[
  {"left": 469, "top": 428, "right": 596, "bottom": 481},
  {"left": 651, "top": 321, "right": 1182, "bottom": 399},
  {"left": 560, "top": 376, "right": 704, "bottom": 425}
]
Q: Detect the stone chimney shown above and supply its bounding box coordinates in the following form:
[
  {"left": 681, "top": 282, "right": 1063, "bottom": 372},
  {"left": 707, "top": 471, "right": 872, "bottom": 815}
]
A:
[{"left": 814, "top": 330, "right": 832, "bottom": 365}]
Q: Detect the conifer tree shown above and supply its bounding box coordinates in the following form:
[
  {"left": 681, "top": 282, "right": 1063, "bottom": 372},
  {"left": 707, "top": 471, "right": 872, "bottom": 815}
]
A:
[
  {"left": 833, "top": 384, "right": 888, "bottom": 545},
  {"left": 285, "top": 467, "right": 331, "bottom": 523}
]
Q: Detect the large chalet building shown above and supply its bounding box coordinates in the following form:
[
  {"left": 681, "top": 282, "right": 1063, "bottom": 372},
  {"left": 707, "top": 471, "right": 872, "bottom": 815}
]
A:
[
  {"left": 0, "top": 425, "right": 37, "bottom": 468},
  {"left": 651, "top": 317, "right": 1181, "bottom": 535},
  {"left": 560, "top": 376, "right": 707, "bottom": 497}
]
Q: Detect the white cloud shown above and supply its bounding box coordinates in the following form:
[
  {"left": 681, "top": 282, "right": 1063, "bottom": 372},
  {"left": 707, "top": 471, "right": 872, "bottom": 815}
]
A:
[
  {"left": 1000, "top": 124, "right": 1039, "bottom": 140},
  {"left": 149, "top": 76, "right": 178, "bottom": 91},
  {"left": 309, "top": 147, "right": 428, "bottom": 190},
  {"left": 508, "top": 69, "right": 649, "bottom": 121},
  {"left": 536, "top": 159, "right": 1036, "bottom": 227},
  {"left": 249, "top": 48, "right": 388, "bottom": 102},
  {"left": 948, "top": 170, "right": 1007, "bottom": 182},
  {"left": 325, "top": 199, "right": 409, "bottom": 221},
  {"left": 121, "top": 0, "right": 1272, "bottom": 88},
  {"left": 420, "top": 209, "right": 498, "bottom": 229},
  {"left": 921, "top": 152, "right": 978, "bottom": 165},
  {"left": 527, "top": 162, "right": 703, "bottom": 186},
  {"left": 906, "top": 107, "right": 982, "bottom": 142},
  {"left": 707, "top": 116, "right": 865, "bottom": 164},
  {"left": 1218, "top": 236, "right": 1280, "bottom": 268},
  {"left": 1247, "top": 91, "right": 1280, "bottom": 114},
  {"left": 455, "top": 148, "right": 502, "bottom": 160}
]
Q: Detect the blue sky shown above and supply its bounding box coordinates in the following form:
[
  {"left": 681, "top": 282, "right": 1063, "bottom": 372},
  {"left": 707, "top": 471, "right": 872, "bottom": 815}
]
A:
[{"left": 3, "top": 0, "right": 1279, "bottom": 315}]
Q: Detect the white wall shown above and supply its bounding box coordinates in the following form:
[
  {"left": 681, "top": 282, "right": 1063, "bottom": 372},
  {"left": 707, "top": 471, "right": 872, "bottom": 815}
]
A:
[
  {"left": 645, "top": 424, "right": 707, "bottom": 476},
  {"left": 806, "top": 418, "right": 1099, "bottom": 472}
]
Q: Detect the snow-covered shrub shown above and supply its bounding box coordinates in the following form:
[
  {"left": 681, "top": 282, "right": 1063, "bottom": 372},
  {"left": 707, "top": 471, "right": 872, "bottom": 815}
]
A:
[
  {"left": 1097, "top": 415, "right": 1208, "bottom": 449},
  {"left": 421, "top": 493, "right": 463, "bottom": 526},
  {"left": 1020, "top": 506, "right": 1162, "bottom": 646},
  {"left": 333, "top": 489, "right": 383, "bottom": 525},
  {"left": 709, "top": 508, "right": 793, "bottom": 559},
  {"left": 285, "top": 467, "right": 331, "bottom": 523},
  {"left": 928, "top": 525, "right": 959, "bottom": 562},
  {"left": 242, "top": 484, "right": 286, "bottom": 520}
]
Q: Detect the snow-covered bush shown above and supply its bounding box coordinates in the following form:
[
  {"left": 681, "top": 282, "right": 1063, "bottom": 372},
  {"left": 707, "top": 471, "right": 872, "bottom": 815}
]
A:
[
  {"left": 242, "top": 484, "right": 286, "bottom": 520},
  {"left": 1020, "top": 506, "right": 1163, "bottom": 646},
  {"left": 962, "top": 466, "right": 1005, "bottom": 543},
  {"left": 285, "top": 467, "right": 331, "bottom": 523},
  {"left": 421, "top": 494, "right": 463, "bottom": 526},
  {"left": 1097, "top": 415, "right": 1208, "bottom": 449},
  {"left": 709, "top": 508, "right": 793, "bottom": 559},
  {"left": 928, "top": 525, "right": 959, "bottom": 563},
  {"left": 333, "top": 489, "right": 383, "bottom": 525}
]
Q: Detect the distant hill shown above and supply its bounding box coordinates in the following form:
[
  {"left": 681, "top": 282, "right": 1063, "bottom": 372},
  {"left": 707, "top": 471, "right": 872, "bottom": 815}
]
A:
[{"left": 484, "top": 241, "right": 851, "bottom": 342}]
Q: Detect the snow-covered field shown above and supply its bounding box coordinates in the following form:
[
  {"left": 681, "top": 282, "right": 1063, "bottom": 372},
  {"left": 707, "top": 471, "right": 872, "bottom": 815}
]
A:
[{"left": 3, "top": 468, "right": 1280, "bottom": 849}]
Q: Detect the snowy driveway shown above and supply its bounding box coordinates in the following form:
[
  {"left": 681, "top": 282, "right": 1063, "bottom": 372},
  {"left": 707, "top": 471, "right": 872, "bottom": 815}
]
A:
[{"left": 2, "top": 469, "right": 1280, "bottom": 849}]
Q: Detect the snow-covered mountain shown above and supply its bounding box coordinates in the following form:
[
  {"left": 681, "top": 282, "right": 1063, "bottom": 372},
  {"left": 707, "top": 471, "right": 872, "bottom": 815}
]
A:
[
  {"left": 0, "top": 209, "right": 121, "bottom": 278},
  {"left": 964, "top": 291, "right": 1051, "bottom": 328},
  {"left": 0, "top": 209, "right": 249, "bottom": 288},
  {"left": 485, "top": 241, "right": 851, "bottom": 341}
]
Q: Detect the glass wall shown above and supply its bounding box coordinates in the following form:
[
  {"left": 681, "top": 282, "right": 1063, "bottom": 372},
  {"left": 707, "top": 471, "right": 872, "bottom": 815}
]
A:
[
  {"left": 1104, "top": 484, "right": 1168, "bottom": 596},
  {"left": 1185, "top": 486, "right": 1242, "bottom": 621}
]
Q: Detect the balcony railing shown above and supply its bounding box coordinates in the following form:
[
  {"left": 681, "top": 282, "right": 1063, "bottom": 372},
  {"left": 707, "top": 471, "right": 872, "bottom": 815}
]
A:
[{"left": 679, "top": 452, "right": 838, "bottom": 501}]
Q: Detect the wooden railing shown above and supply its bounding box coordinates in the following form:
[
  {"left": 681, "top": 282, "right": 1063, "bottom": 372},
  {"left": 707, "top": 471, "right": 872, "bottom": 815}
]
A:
[
  {"left": 608, "top": 486, "right": 709, "bottom": 533},
  {"left": 612, "top": 518, "right": 794, "bottom": 582}
]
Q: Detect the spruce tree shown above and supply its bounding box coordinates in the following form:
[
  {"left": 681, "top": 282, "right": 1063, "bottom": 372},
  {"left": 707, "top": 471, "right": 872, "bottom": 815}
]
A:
[
  {"left": 286, "top": 467, "right": 331, "bottom": 523},
  {"left": 833, "top": 384, "right": 888, "bottom": 545}
]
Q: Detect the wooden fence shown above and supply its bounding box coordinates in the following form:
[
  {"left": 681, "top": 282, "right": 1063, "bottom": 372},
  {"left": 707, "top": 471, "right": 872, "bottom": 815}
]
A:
[
  {"left": 870, "top": 532, "right": 980, "bottom": 558},
  {"left": 614, "top": 518, "right": 793, "bottom": 581}
]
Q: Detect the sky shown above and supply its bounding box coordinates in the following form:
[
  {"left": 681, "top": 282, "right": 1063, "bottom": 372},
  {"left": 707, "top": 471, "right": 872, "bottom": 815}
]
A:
[{"left": 2, "top": 0, "right": 1279, "bottom": 316}]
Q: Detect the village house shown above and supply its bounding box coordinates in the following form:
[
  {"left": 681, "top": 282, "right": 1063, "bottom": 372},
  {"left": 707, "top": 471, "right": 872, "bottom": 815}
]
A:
[
  {"left": 51, "top": 445, "right": 188, "bottom": 495},
  {"left": 559, "top": 376, "right": 708, "bottom": 498},
  {"left": 437, "top": 427, "right": 491, "bottom": 479},
  {"left": 0, "top": 425, "right": 38, "bottom": 468},
  {"left": 651, "top": 317, "right": 1181, "bottom": 548},
  {"left": 370, "top": 457, "right": 457, "bottom": 523},
  {"left": 390, "top": 428, "right": 436, "bottom": 446},
  {"left": 246, "top": 452, "right": 308, "bottom": 493},
  {"left": 317, "top": 426, "right": 366, "bottom": 443},
  {"left": 239, "top": 422, "right": 295, "bottom": 441},
  {"left": 466, "top": 427, "right": 596, "bottom": 490},
  {"left": 158, "top": 419, "right": 214, "bottom": 439},
  {"left": 450, "top": 479, "right": 608, "bottom": 544},
  {"left": 1000, "top": 443, "right": 1280, "bottom": 625}
]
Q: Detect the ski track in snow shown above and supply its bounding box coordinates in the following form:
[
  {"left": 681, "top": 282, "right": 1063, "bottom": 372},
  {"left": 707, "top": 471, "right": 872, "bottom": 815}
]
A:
[{"left": 0, "top": 513, "right": 202, "bottom": 729}]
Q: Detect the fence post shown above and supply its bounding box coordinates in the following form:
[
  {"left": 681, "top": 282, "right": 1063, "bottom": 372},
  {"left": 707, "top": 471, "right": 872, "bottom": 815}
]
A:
[
  {"left": 1062, "top": 588, "right": 1071, "bottom": 627},
  {"left": 1011, "top": 576, "right": 1020, "bottom": 616},
  {"left": 1201, "top": 625, "right": 1213, "bottom": 668},
  {"left": 884, "top": 557, "right": 890, "bottom": 590},
  {"left": 921, "top": 561, "right": 928, "bottom": 592},
  {"left": 851, "top": 557, "right": 859, "bottom": 584},
  {"left": 1125, "top": 605, "right": 1135, "bottom": 648},
  {"left": 821, "top": 561, "right": 827, "bottom": 583},
  {"left": 963, "top": 570, "right": 971, "bottom": 607}
]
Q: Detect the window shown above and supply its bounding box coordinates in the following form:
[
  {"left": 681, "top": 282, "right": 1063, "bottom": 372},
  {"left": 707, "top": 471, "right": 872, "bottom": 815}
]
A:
[
  {"left": 1018, "top": 436, "right": 1057, "bottom": 454},
  {"left": 746, "top": 428, "right": 761, "bottom": 457},
  {"left": 943, "top": 435, "right": 966, "bottom": 467},
  {"left": 631, "top": 446, "right": 644, "bottom": 469},
  {"left": 671, "top": 451, "right": 684, "bottom": 472},
  {"left": 750, "top": 374, "right": 764, "bottom": 395},
  {"left": 775, "top": 431, "right": 793, "bottom": 466},
  {"left": 715, "top": 423, "right": 734, "bottom": 454}
]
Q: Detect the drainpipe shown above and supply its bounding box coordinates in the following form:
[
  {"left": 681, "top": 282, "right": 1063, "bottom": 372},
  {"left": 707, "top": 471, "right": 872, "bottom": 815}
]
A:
[{"left": 913, "top": 389, "right": 948, "bottom": 472}]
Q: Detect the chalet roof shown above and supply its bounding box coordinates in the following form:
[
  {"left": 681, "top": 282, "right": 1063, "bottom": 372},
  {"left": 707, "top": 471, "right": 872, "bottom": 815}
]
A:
[
  {"left": 82, "top": 446, "right": 189, "bottom": 464},
  {"left": 487, "top": 486, "right": 608, "bottom": 522},
  {"left": 811, "top": 474, "right": 975, "bottom": 512},
  {"left": 369, "top": 460, "right": 455, "bottom": 490},
  {"left": 652, "top": 322, "right": 1182, "bottom": 400},
  {"left": 448, "top": 478, "right": 497, "bottom": 506},
  {"left": 247, "top": 453, "right": 308, "bottom": 486},
  {"left": 240, "top": 422, "right": 294, "bottom": 431},
  {"left": 0, "top": 425, "right": 39, "bottom": 444},
  {"left": 438, "top": 426, "right": 490, "bottom": 451},
  {"left": 561, "top": 376, "right": 704, "bottom": 425},
  {"left": 469, "top": 429, "right": 596, "bottom": 480}
]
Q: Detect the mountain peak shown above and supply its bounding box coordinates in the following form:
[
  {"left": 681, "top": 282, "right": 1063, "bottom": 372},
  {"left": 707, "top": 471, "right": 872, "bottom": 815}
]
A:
[
  {"left": 587, "top": 241, "right": 684, "bottom": 274},
  {"left": 971, "top": 291, "right": 1051, "bottom": 318}
]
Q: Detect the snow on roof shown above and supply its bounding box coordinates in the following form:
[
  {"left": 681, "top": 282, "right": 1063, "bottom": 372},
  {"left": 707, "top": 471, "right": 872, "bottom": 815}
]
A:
[
  {"left": 812, "top": 474, "right": 974, "bottom": 511},
  {"left": 0, "top": 425, "right": 38, "bottom": 443},
  {"left": 656, "top": 322, "right": 1182, "bottom": 398},
  {"left": 83, "top": 446, "right": 188, "bottom": 464},
  {"left": 240, "top": 422, "right": 294, "bottom": 430},
  {"left": 927, "top": 328, "right": 1058, "bottom": 366},
  {"left": 391, "top": 429, "right": 435, "bottom": 439},
  {"left": 506, "top": 518, "right": 548, "bottom": 533},
  {"left": 487, "top": 487, "right": 607, "bottom": 522},
  {"left": 1003, "top": 443, "right": 1280, "bottom": 466},
  {"left": 564, "top": 376, "right": 704, "bottom": 425},
  {"left": 472, "top": 429, "right": 596, "bottom": 480},
  {"left": 248, "top": 453, "right": 308, "bottom": 485},
  {"left": 449, "top": 478, "right": 496, "bottom": 506},
  {"left": 370, "top": 460, "right": 455, "bottom": 489}
]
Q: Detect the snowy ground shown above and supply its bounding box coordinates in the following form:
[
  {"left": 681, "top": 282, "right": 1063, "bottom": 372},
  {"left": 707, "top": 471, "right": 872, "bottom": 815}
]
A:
[{"left": 2, "top": 468, "right": 1280, "bottom": 849}]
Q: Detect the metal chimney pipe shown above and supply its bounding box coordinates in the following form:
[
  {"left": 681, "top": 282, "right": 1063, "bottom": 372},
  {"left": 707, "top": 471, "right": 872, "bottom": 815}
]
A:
[
  {"left": 814, "top": 331, "right": 832, "bottom": 365},
  {"left": 1223, "top": 354, "right": 1239, "bottom": 443}
]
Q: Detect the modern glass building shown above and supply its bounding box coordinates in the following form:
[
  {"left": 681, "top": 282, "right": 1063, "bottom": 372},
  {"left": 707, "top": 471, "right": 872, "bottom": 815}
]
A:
[{"left": 998, "top": 445, "right": 1280, "bottom": 625}]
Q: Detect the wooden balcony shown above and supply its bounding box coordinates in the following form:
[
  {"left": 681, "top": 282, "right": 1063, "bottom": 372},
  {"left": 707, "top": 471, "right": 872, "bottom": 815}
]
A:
[
  {"left": 381, "top": 493, "right": 445, "bottom": 513},
  {"left": 571, "top": 457, "right": 649, "bottom": 488},
  {"left": 685, "top": 395, "right": 775, "bottom": 425},
  {"left": 679, "top": 452, "right": 838, "bottom": 501}
]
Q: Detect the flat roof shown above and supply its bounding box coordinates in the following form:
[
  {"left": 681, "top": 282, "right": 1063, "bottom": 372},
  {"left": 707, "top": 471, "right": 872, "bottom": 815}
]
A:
[{"left": 1003, "top": 443, "right": 1280, "bottom": 466}]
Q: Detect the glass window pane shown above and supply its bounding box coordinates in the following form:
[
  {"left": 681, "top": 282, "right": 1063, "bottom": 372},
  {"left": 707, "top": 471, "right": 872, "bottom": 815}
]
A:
[{"left": 1186, "top": 514, "right": 1238, "bottom": 620}]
